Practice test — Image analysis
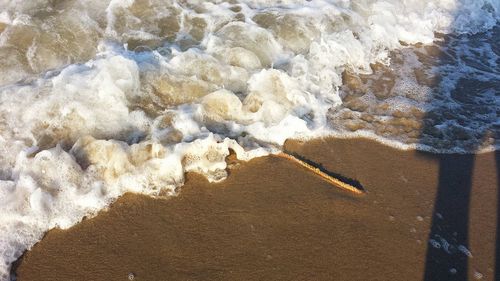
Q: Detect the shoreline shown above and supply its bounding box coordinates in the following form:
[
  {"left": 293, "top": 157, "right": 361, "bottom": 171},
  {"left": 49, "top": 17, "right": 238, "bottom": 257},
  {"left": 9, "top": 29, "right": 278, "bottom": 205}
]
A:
[{"left": 14, "top": 137, "right": 499, "bottom": 281}]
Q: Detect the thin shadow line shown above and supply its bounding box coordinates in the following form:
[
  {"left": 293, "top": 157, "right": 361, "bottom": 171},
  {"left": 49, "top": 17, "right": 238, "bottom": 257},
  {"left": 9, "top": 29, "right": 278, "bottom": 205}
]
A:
[{"left": 494, "top": 151, "right": 500, "bottom": 281}]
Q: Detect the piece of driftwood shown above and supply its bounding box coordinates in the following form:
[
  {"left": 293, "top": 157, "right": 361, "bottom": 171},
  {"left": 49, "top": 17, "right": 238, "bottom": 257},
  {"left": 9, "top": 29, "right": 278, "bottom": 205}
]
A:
[{"left": 277, "top": 152, "right": 364, "bottom": 195}]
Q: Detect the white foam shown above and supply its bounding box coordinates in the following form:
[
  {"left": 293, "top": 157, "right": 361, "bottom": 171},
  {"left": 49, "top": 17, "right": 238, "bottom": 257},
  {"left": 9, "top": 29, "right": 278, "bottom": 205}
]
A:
[{"left": 0, "top": 1, "right": 499, "bottom": 279}]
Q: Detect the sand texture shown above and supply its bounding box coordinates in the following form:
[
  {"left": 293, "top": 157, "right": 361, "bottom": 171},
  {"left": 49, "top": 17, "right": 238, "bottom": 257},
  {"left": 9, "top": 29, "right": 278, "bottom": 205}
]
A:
[{"left": 14, "top": 138, "right": 500, "bottom": 281}]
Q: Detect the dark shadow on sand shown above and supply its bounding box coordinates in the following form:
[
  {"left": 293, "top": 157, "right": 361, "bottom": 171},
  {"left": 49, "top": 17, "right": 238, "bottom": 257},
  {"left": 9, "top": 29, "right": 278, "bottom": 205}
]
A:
[
  {"left": 423, "top": 154, "right": 474, "bottom": 280},
  {"left": 421, "top": 26, "right": 500, "bottom": 281}
]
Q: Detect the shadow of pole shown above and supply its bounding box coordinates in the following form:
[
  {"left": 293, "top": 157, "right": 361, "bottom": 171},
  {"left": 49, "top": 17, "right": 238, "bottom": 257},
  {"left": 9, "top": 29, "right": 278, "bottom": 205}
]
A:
[
  {"left": 419, "top": 18, "right": 499, "bottom": 278},
  {"left": 423, "top": 154, "right": 474, "bottom": 280}
]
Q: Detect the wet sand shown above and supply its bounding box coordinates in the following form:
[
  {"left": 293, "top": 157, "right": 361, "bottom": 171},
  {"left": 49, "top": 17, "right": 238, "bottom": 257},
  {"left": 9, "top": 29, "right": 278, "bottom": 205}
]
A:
[{"left": 14, "top": 138, "right": 499, "bottom": 281}]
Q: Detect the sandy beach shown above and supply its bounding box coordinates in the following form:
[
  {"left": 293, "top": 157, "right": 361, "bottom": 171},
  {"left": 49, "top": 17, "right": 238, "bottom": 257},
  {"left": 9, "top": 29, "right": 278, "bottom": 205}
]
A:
[
  {"left": 1, "top": 2, "right": 499, "bottom": 281},
  {"left": 13, "top": 138, "right": 499, "bottom": 281}
]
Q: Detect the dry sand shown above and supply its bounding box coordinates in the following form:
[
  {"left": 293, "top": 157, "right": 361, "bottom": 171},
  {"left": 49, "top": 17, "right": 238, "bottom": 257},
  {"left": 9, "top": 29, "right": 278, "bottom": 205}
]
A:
[{"left": 14, "top": 138, "right": 499, "bottom": 281}]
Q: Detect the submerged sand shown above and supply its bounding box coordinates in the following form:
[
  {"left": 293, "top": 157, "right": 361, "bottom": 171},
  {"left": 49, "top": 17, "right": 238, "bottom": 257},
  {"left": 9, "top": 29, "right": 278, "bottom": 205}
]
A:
[{"left": 14, "top": 138, "right": 499, "bottom": 281}]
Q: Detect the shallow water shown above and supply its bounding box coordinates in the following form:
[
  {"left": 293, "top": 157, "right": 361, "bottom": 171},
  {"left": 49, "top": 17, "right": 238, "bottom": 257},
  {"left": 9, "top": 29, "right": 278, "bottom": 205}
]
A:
[{"left": 0, "top": 0, "right": 499, "bottom": 279}]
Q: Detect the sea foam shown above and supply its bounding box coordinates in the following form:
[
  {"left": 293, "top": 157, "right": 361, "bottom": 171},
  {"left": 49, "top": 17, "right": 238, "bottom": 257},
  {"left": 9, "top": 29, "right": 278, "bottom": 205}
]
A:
[{"left": 0, "top": 0, "right": 499, "bottom": 279}]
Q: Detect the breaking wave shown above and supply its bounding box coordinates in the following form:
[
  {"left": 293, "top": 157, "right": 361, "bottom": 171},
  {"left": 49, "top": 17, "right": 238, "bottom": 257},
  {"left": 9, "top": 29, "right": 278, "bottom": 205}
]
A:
[{"left": 0, "top": 0, "right": 499, "bottom": 279}]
